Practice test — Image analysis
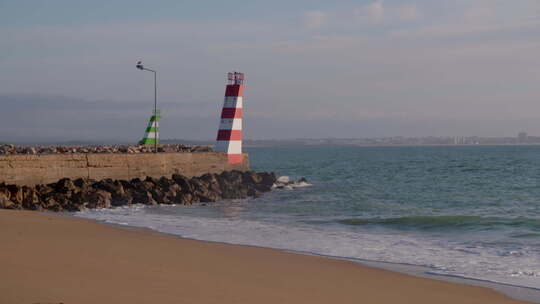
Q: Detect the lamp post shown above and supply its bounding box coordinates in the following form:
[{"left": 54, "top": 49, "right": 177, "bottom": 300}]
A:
[{"left": 136, "top": 61, "right": 158, "bottom": 153}]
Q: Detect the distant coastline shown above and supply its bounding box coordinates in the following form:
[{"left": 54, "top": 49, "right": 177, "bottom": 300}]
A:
[
  {"left": 4, "top": 136, "right": 540, "bottom": 149},
  {"left": 168, "top": 135, "right": 540, "bottom": 147}
]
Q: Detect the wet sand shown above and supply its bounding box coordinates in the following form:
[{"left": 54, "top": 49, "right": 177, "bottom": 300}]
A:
[{"left": 0, "top": 210, "right": 531, "bottom": 304}]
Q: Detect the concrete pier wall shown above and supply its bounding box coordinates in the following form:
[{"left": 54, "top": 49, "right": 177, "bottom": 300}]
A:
[{"left": 0, "top": 152, "right": 250, "bottom": 186}]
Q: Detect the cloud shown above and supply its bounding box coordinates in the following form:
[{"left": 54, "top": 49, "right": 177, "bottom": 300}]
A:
[
  {"left": 464, "top": 5, "right": 496, "bottom": 23},
  {"left": 303, "top": 10, "right": 328, "bottom": 29},
  {"left": 391, "top": 0, "right": 540, "bottom": 38},
  {"left": 367, "top": 0, "right": 385, "bottom": 23},
  {"left": 398, "top": 4, "right": 420, "bottom": 21},
  {"left": 354, "top": 1, "right": 421, "bottom": 25}
]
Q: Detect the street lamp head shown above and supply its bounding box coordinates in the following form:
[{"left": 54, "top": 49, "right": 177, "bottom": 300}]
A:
[{"left": 136, "top": 61, "right": 144, "bottom": 70}]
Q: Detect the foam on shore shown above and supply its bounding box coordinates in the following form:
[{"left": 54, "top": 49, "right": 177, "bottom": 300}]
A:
[
  {"left": 0, "top": 209, "right": 531, "bottom": 304},
  {"left": 76, "top": 203, "right": 540, "bottom": 303}
]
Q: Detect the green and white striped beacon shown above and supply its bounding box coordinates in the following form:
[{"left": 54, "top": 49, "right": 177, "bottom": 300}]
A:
[{"left": 139, "top": 109, "right": 160, "bottom": 145}]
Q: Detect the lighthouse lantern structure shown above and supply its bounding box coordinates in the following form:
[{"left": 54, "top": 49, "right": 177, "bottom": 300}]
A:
[{"left": 215, "top": 72, "right": 245, "bottom": 164}]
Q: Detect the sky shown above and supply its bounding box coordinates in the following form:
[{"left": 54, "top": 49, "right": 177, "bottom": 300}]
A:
[{"left": 1, "top": 0, "right": 540, "bottom": 142}]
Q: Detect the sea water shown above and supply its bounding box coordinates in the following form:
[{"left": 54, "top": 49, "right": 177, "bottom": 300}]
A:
[{"left": 77, "top": 145, "right": 540, "bottom": 295}]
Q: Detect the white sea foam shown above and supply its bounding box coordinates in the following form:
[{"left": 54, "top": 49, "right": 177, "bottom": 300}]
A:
[
  {"left": 294, "top": 181, "right": 313, "bottom": 188},
  {"left": 76, "top": 204, "right": 540, "bottom": 290},
  {"left": 273, "top": 176, "right": 313, "bottom": 190},
  {"left": 276, "top": 176, "right": 290, "bottom": 184}
]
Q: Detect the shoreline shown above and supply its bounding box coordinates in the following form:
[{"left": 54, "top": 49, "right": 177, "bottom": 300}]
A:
[
  {"left": 0, "top": 209, "right": 533, "bottom": 304},
  {"left": 79, "top": 212, "right": 540, "bottom": 303},
  {"left": 356, "top": 258, "right": 540, "bottom": 303}
]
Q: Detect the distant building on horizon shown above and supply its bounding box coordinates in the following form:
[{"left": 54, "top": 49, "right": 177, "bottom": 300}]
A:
[{"left": 518, "top": 132, "right": 528, "bottom": 143}]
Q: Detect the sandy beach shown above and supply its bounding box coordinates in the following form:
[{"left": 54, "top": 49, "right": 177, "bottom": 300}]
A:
[{"left": 0, "top": 210, "right": 530, "bottom": 304}]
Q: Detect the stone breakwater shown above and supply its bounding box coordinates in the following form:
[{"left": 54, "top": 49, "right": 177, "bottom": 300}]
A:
[
  {"left": 0, "top": 170, "right": 276, "bottom": 212},
  {"left": 0, "top": 144, "right": 212, "bottom": 155},
  {"left": 0, "top": 152, "right": 249, "bottom": 186}
]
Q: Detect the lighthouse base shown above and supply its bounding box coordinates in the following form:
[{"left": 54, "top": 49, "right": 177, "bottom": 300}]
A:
[{"left": 227, "top": 153, "right": 243, "bottom": 164}]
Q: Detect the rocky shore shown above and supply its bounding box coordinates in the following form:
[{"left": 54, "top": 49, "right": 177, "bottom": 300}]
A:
[
  {"left": 0, "top": 170, "right": 276, "bottom": 212},
  {"left": 0, "top": 144, "right": 212, "bottom": 155}
]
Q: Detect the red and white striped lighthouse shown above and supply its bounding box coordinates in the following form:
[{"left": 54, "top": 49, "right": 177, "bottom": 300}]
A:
[{"left": 215, "top": 72, "right": 245, "bottom": 164}]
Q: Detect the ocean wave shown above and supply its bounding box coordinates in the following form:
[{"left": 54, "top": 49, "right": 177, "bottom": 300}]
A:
[
  {"left": 76, "top": 204, "right": 540, "bottom": 290},
  {"left": 338, "top": 216, "right": 540, "bottom": 230}
]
